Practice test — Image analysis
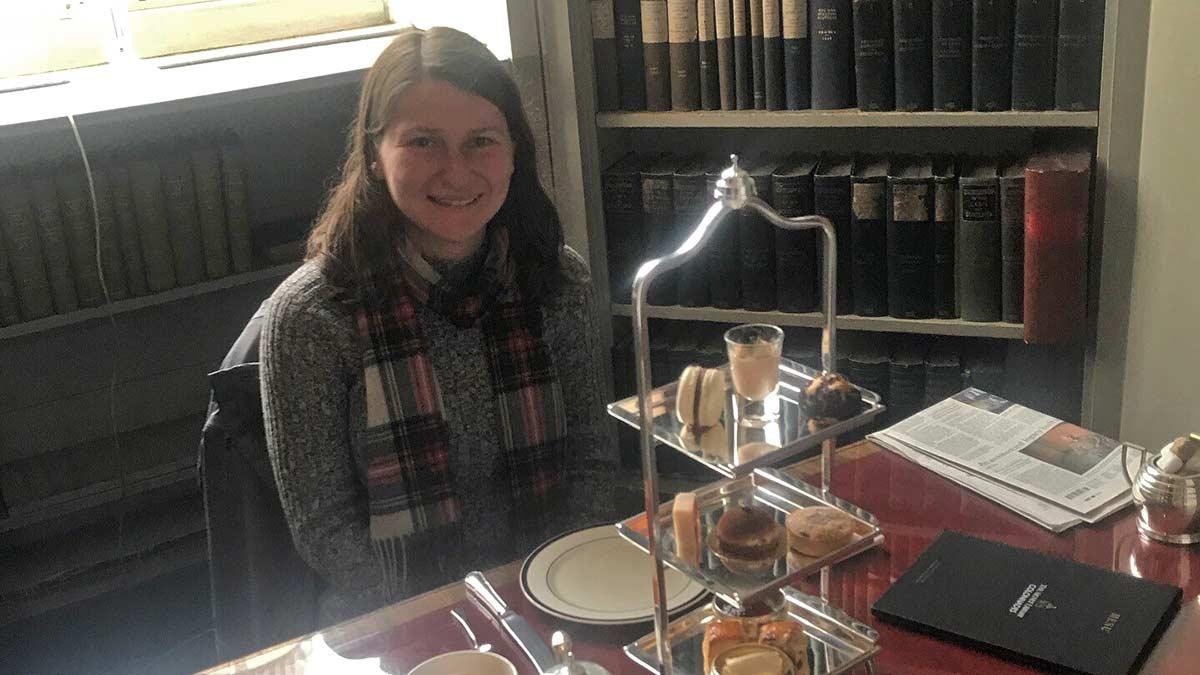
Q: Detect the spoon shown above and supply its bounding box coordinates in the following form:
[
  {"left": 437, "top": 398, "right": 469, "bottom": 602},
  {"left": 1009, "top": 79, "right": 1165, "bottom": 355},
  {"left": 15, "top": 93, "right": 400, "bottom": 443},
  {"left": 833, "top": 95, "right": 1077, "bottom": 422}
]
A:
[{"left": 450, "top": 609, "right": 492, "bottom": 653}]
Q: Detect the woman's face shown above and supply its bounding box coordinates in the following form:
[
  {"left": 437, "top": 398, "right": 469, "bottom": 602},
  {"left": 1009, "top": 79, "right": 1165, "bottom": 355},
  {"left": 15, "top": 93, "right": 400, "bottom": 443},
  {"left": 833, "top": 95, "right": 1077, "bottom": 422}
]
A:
[{"left": 375, "top": 79, "right": 515, "bottom": 261}]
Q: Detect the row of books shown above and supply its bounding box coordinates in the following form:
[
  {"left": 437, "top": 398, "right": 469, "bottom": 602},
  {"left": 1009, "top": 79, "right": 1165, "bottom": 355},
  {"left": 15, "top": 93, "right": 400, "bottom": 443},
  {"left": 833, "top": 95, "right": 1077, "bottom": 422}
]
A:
[
  {"left": 602, "top": 148, "right": 1089, "bottom": 344},
  {"left": 591, "top": 0, "right": 1104, "bottom": 113},
  {"left": 0, "top": 134, "right": 254, "bottom": 327}
]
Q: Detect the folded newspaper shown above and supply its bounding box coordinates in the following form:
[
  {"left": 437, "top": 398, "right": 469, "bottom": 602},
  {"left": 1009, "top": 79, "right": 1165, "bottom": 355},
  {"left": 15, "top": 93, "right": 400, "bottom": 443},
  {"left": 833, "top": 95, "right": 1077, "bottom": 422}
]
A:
[{"left": 868, "top": 388, "right": 1132, "bottom": 533}]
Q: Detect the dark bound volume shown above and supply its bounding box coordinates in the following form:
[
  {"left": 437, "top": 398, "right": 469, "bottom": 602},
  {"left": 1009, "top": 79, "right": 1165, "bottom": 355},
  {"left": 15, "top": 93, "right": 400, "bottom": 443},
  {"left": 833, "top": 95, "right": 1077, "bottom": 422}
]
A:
[
  {"left": 763, "top": 0, "right": 786, "bottom": 109},
  {"left": 105, "top": 165, "right": 149, "bottom": 296},
  {"left": 852, "top": 0, "right": 895, "bottom": 111},
  {"left": 56, "top": 172, "right": 106, "bottom": 307},
  {"left": 782, "top": 0, "right": 811, "bottom": 108},
  {"left": 740, "top": 155, "right": 782, "bottom": 310},
  {"left": 850, "top": 156, "right": 889, "bottom": 316},
  {"left": 887, "top": 156, "right": 935, "bottom": 319},
  {"left": 0, "top": 180, "right": 54, "bottom": 319},
  {"left": 219, "top": 139, "right": 253, "bottom": 274},
  {"left": 668, "top": 0, "right": 701, "bottom": 110},
  {"left": 1055, "top": 0, "right": 1103, "bottom": 111},
  {"left": 749, "top": 0, "right": 767, "bottom": 109},
  {"left": 0, "top": 245, "right": 18, "bottom": 325},
  {"left": 999, "top": 158, "right": 1025, "bottom": 324},
  {"left": 161, "top": 155, "right": 207, "bottom": 286},
  {"left": 972, "top": 0, "right": 1013, "bottom": 111},
  {"left": 957, "top": 157, "right": 1001, "bottom": 322},
  {"left": 811, "top": 0, "right": 855, "bottom": 109},
  {"left": 642, "top": 0, "right": 672, "bottom": 111},
  {"left": 772, "top": 154, "right": 819, "bottom": 312},
  {"left": 893, "top": 0, "right": 933, "bottom": 111},
  {"left": 932, "top": 0, "right": 972, "bottom": 110},
  {"left": 642, "top": 154, "right": 680, "bottom": 305},
  {"left": 191, "top": 145, "right": 232, "bottom": 280},
  {"left": 924, "top": 339, "right": 963, "bottom": 404},
  {"left": 705, "top": 160, "right": 742, "bottom": 307},
  {"left": 873, "top": 531, "right": 1182, "bottom": 675},
  {"left": 29, "top": 175, "right": 80, "bottom": 313},
  {"left": 602, "top": 152, "right": 645, "bottom": 303},
  {"left": 616, "top": 0, "right": 648, "bottom": 110},
  {"left": 673, "top": 158, "right": 712, "bottom": 307},
  {"left": 592, "top": 0, "right": 621, "bottom": 111},
  {"left": 1011, "top": 0, "right": 1057, "bottom": 110},
  {"left": 888, "top": 337, "right": 927, "bottom": 421},
  {"left": 815, "top": 156, "right": 855, "bottom": 314},
  {"left": 88, "top": 169, "right": 130, "bottom": 300},
  {"left": 699, "top": 0, "right": 721, "bottom": 109},
  {"left": 733, "top": 0, "right": 754, "bottom": 108},
  {"left": 1024, "top": 149, "right": 1090, "bottom": 344},
  {"left": 715, "top": 0, "right": 737, "bottom": 108},
  {"left": 846, "top": 340, "right": 890, "bottom": 407},
  {"left": 932, "top": 158, "right": 957, "bottom": 318}
]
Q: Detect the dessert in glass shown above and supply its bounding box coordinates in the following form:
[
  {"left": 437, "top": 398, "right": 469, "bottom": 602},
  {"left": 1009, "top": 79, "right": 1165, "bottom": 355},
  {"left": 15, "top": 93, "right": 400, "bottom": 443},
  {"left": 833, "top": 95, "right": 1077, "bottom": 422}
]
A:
[{"left": 724, "top": 324, "right": 784, "bottom": 423}]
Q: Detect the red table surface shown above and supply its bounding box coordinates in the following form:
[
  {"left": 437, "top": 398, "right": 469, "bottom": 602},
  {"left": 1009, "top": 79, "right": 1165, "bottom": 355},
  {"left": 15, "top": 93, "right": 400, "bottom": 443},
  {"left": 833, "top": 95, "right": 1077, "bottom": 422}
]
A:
[{"left": 204, "top": 443, "right": 1200, "bottom": 675}]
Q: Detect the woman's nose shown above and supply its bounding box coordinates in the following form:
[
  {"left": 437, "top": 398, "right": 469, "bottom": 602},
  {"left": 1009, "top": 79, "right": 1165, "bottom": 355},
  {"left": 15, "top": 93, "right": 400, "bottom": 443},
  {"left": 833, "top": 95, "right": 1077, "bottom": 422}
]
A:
[{"left": 437, "top": 148, "right": 475, "bottom": 184}]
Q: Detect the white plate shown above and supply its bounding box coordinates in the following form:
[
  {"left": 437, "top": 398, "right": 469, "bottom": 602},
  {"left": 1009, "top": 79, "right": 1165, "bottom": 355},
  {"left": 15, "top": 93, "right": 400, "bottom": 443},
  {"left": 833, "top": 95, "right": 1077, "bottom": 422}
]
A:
[{"left": 520, "top": 524, "right": 709, "bottom": 626}]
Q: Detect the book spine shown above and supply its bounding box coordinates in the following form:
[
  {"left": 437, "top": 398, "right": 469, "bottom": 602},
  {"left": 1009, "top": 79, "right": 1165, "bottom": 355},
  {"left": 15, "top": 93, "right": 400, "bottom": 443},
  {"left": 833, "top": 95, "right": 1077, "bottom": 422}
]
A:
[
  {"left": 1024, "top": 156, "right": 1089, "bottom": 343},
  {"left": 888, "top": 176, "right": 935, "bottom": 318},
  {"left": 957, "top": 175, "right": 1001, "bottom": 321},
  {"left": 89, "top": 170, "right": 129, "bottom": 301},
  {"left": 782, "top": 0, "right": 812, "bottom": 108},
  {"left": 642, "top": 171, "right": 678, "bottom": 305},
  {"left": 925, "top": 362, "right": 964, "bottom": 404},
  {"left": 643, "top": 0, "right": 673, "bottom": 110},
  {"left": 1055, "top": 0, "right": 1103, "bottom": 111},
  {"left": 750, "top": 0, "right": 768, "bottom": 108},
  {"left": 972, "top": 0, "right": 1013, "bottom": 111},
  {"left": 811, "top": 0, "right": 855, "bottom": 109},
  {"left": 715, "top": 0, "right": 738, "bottom": 109},
  {"left": 602, "top": 166, "right": 644, "bottom": 303},
  {"left": 933, "top": 175, "right": 957, "bottom": 317},
  {"left": 0, "top": 182, "right": 54, "bottom": 320},
  {"left": 889, "top": 359, "right": 927, "bottom": 417},
  {"left": 674, "top": 174, "right": 711, "bottom": 306},
  {"left": 220, "top": 142, "right": 254, "bottom": 274},
  {"left": 851, "top": 175, "right": 888, "bottom": 315},
  {"left": 592, "top": 0, "right": 622, "bottom": 111},
  {"left": 616, "top": 0, "right": 648, "bottom": 110},
  {"left": 853, "top": 0, "right": 895, "bottom": 111},
  {"left": 0, "top": 243, "right": 19, "bottom": 325},
  {"left": 932, "top": 0, "right": 972, "bottom": 111},
  {"left": 129, "top": 159, "right": 178, "bottom": 292},
  {"left": 1011, "top": 0, "right": 1057, "bottom": 110},
  {"left": 999, "top": 169, "right": 1025, "bottom": 323},
  {"left": 105, "top": 166, "right": 149, "bottom": 296},
  {"left": 733, "top": 0, "right": 754, "bottom": 108},
  {"left": 893, "top": 0, "right": 933, "bottom": 111},
  {"left": 668, "top": 0, "right": 701, "bottom": 110},
  {"left": 763, "top": 0, "right": 786, "bottom": 109},
  {"left": 699, "top": 0, "right": 722, "bottom": 109},
  {"left": 815, "top": 174, "right": 854, "bottom": 313},
  {"left": 740, "top": 175, "right": 777, "bottom": 310},
  {"left": 191, "top": 146, "right": 232, "bottom": 280},
  {"left": 29, "top": 177, "right": 80, "bottom": 313},
  {"left": 55, "top": 172, "right": 106, "bottom": 307},
  {"left": 707, "top": 173, "right": 742, "bottom": 307},
  {"left": 773, "top": 173, "right": 818, "bottom": 312},
  {"left": 161, "top": 156, "right": 207, "bottom": 286}
]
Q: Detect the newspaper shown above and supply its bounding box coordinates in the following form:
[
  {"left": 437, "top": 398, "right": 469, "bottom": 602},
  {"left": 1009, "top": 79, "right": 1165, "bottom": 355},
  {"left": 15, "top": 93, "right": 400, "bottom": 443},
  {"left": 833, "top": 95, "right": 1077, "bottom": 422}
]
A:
[{"left": 869, "top": 388, "right": 1133, "bottom": 532}]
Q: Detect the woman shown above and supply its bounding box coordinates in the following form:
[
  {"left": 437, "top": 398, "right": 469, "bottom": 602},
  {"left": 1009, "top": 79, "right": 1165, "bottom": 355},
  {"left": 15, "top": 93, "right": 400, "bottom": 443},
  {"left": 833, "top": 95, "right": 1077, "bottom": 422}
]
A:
[{"left": 261, "top": 26, "right": 616, "bottom": 624}]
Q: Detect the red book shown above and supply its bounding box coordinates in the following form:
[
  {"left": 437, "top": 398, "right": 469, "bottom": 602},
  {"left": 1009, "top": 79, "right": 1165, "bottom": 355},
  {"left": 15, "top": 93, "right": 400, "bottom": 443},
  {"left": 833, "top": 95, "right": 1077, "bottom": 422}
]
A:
[{"left": 1023, "top": 150, "right": 1091, "bottom": 344}]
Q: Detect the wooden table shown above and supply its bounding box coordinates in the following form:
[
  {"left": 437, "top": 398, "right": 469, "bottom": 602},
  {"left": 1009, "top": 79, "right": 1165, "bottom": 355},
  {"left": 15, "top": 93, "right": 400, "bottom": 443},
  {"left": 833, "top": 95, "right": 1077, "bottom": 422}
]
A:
[{"left": 199, "top": 442, "right": 1200, "bottom": 674}]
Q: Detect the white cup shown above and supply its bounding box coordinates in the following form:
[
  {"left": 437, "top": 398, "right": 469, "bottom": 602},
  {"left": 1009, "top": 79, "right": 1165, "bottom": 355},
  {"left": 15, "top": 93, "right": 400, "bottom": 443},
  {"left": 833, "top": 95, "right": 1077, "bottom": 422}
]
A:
[{"left": 408, "top": 650, "right": 518, "bottom": 675}]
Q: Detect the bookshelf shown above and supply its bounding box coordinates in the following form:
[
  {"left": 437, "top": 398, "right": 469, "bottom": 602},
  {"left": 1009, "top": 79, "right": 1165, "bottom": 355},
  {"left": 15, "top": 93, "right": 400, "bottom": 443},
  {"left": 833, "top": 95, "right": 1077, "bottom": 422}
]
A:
[{"left": 597, "top": 110, "right": 1099, "bottom": 129}]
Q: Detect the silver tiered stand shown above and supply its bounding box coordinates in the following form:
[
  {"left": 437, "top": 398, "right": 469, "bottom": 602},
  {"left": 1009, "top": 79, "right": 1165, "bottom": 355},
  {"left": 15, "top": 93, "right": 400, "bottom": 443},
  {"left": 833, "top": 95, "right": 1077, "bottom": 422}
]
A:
[{"left": 620, "top": 155, "right": 881, "bottom": 675}]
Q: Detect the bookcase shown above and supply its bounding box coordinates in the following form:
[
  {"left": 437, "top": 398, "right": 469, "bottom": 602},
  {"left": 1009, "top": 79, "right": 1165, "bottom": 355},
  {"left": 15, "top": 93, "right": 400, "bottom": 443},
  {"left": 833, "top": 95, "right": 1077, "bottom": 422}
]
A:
[{"left": 533, "top": 0, "right": 1145, "bottom": 456}]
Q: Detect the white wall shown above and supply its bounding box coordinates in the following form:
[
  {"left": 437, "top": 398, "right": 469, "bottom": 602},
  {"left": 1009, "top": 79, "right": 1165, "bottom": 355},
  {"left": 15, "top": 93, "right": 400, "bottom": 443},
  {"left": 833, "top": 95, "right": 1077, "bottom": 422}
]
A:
[
  {"left": 387, "top": 1, "right": 513, "bottom": 60},
  {"left": 1119, "top": 1, "right": 1200, "bottom": 449}
]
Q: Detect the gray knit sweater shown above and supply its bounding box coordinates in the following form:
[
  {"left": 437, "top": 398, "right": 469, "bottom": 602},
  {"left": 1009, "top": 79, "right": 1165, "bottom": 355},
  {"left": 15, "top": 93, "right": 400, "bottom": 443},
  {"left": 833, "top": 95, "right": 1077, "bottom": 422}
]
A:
[{"left": 260, "top": 248, "right": 616, "bottom": 624}]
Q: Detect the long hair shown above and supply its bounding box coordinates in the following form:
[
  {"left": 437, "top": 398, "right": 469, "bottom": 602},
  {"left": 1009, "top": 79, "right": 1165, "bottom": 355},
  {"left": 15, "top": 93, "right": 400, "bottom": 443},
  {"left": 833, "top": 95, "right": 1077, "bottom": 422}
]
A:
[{"left": 307, "top": 26, "right": 563, "bottom": 298}]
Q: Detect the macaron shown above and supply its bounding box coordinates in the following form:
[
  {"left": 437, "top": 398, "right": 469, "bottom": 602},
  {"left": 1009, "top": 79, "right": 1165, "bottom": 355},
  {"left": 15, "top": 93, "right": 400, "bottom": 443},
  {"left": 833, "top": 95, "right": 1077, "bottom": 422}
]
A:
[{"left": 676, "top": 364, "right": 726, "bottom": 428}]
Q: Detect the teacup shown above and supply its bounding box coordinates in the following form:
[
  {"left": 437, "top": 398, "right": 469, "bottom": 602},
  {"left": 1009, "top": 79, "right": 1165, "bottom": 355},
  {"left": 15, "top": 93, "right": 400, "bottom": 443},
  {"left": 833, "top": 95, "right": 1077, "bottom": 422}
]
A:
[{"left": 408, "top": 650, "right": 518, "bottom": 675}]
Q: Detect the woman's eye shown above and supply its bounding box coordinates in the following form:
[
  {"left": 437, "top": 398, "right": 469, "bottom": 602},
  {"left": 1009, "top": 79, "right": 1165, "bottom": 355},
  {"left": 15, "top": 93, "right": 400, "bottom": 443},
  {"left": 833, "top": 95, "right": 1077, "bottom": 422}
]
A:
[
  {"left": 473, "top": 136, "right": 499, "bottom": 148},
  {"left": 407, "top": 136, "right": 436, "bottom": 148}
]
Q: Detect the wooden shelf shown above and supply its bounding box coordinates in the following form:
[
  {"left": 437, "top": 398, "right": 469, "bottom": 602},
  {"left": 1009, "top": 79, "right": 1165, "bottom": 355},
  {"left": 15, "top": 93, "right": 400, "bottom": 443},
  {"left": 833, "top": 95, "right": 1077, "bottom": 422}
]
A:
[
  {"left": 611, "top": 303, "right": 1024, "bottom": 340},
  {"left": 0, "top": 262, "right": 300, "bottom": 341},
  {"left": 596, "top": 110, "right": 1099, "bottom": 129}
]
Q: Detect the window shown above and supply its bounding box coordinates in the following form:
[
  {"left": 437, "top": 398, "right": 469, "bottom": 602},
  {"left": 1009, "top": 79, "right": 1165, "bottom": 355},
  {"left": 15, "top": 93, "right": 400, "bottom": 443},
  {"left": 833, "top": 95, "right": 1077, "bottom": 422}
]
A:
[{"left": 1, "top": 4, "right": 110, "bottom": 80}]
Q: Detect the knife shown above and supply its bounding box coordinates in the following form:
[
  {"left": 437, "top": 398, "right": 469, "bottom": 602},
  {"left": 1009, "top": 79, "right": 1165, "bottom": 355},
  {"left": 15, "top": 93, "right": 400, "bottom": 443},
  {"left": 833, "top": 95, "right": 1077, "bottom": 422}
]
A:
[{"left": 465, "top": 571, "right": 559, "bottom": 674}]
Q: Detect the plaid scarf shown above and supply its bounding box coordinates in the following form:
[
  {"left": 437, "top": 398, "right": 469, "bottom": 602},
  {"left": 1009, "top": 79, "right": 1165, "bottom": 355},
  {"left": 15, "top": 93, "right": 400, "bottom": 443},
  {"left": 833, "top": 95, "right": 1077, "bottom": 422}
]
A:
[{"left": 354, "top": 229, "right": 567, "bottom": 595}]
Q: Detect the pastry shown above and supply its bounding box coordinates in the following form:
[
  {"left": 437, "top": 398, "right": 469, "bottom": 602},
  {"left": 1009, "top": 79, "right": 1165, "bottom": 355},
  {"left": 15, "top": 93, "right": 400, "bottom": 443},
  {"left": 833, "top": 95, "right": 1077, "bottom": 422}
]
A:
[
  {"left": 708, "top": 505, "right": 786, "bottom": 573},
  {"left": 759, "top": 621, "right": 810, "bottom": 675},
  {"left": 801, "top": 373, "right": 862, "bottom": 426},
  {"left": 703, "top": 620, "right": 753, "bottom": 675},
  {"left": 677, "top": 364, "right": 727, "bottom": 428},
  {"left": 785, "top": 506, "right": 856, "bottom": 557},
  {"left": 673, "top": 491, "right": 701, "bottom": 566},
  {"left": 711, "top": 643, "right": 794, "bottom": 675}
]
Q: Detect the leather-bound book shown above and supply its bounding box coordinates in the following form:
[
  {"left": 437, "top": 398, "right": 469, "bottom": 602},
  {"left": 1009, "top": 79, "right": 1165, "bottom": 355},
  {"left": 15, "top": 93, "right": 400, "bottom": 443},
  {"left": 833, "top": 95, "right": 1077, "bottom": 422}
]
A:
[
  {"left": 782, "top": 0, "right": 812, "bottom": 108},
  {"left": 715, "top": 0, "right": 737, "bottom": 109},
  {"left": 1024, "top": 149, "right": 1090, "bottom": 344},
  {"left": 192, "top": 145, "right": 232, "bottom": 280},
  {"left": 932, "top": 157, "right": 958, "bottom": 318},
  {"left": 592, "top": 0, "right": 621, "bottom": 111},
  {"left": 104, "top": 165, "right": 149, "bottom": 296},
  {"left": 998, "top": 157, "right": 1026, "bottom": 324},
  {"left": 846, "top": 339, "right": 891, "bottom": 407},
  {"left": 616, "top": 0, "right": 648, "bottom": 110},
  {"left": 814, "top": 155, "right": 855, "bottom": 314},
  {"left": 932, "top": 0, "right": 972, "bottom": 111},
  {"left": 956, "top": 157, "right": 1001, "bottom": 322},
  {"left": 850, "top": 156, "right": 889, "bottom": 316},
  {"left": 602, "top": 152, "right": 646, "bottom": 303},
  {"left": 853, "top": 0, "right": 895, "bottom": 111},
  {"left": 1011, "top": 0, "right": 1057, "bottom": 111},
  {"left": 0, "top": 246, "right": 18, "bottom": 325},
  {"left": 1054, "top": 0, "right": 1103, "bottom": 111},
  {"left": 749, "top": 0, "right": 767, "bottom": 108},
  {"left": 643, "top": 0, "right": 672, "bottom": 111},
  {"left": 811, "top": 0, "right": 855, "bottom": 109},
  {"left": 668, "top": 0, "right": 701, "bottom": 110},
  {"left": 705, "top": 159, "right": 742, "bottom": 307},
  {"left": 161, "top": 154, "right": 207, "bottom": 286},
  {"left": 923, "top": 338, "right": 963, "bottom": 404},
  {"left": 29, "top": 173, "right": 80, "bottom": 312},
  {"left": 893, "top": 0, "right": 933, "bottom": 111},
  {"left": 0, "top": 179, "right": 54, "bottom": 319},
  {"left": 772, "top": 154, "right": 819, "bottom": 313},
  {"left": 886, "top": 155, "right": 935, "bottom": 319},
  {"left": 56, "top": 171, "right": 106, "bottom": 307},
  {"left": 673, "top": 157, "right": 712, "bottom": 307},
  {"left": 733, "top": 0, "right": 754, "bottom": 108},
  {"left": 699, "top": 0, "right": 721, "bottom": 109},
  {"left": 888, "top": 337, "right": 928, "bottom": 422},
  {"left": 89, "top": 169, "right": 130, "bottom": 301},
  {"left": 642, "top": 154, "right": 682, "bottom": 305},
  {"left": 219, "top": 137, "right": 254, "bottom": 274},
  {"left": 740, "top": 155, "right": 783, "bottom": 310},
  {"left": 972, "top": 0, "right": 1013, "bottom": 111},
  {"left": 763, "top": 0, "right": 786, "bottom": 109}
]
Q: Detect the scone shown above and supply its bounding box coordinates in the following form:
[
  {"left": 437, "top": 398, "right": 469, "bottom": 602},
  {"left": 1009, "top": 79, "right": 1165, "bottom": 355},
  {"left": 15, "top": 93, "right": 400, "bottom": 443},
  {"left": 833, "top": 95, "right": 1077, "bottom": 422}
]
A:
[
  {"left": 759, "top": 621, "right": 810, "bottom": 675},
  {"left": 801, "top": 373, "right": 862, "bottom": 428},
  {"left": 676, "top": 364, "right": 726, "bottom": 428},
  {"left": 785, "top": 506, "right": 856, "bottom": 557},
  {"left": 703, "top": 620, "right": 753, "bottom": 675}
]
